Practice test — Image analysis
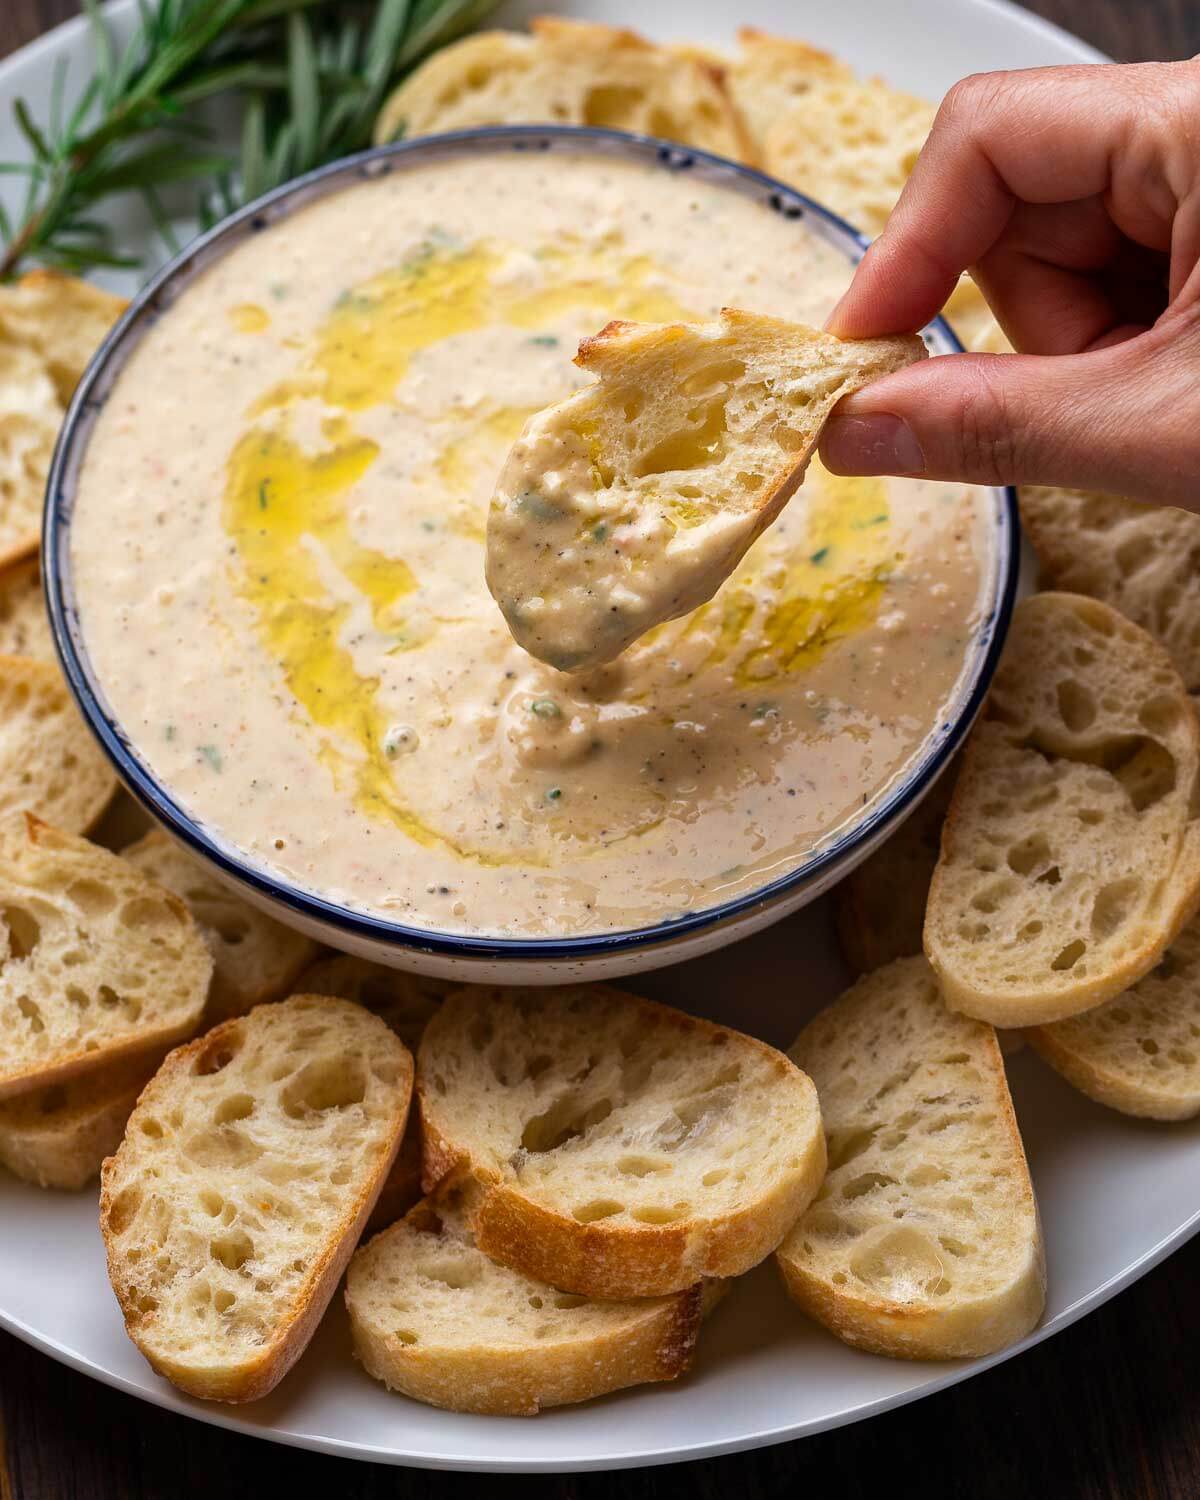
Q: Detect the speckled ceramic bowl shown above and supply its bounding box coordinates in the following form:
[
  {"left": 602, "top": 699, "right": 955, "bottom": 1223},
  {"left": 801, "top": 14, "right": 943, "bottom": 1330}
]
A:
[{"left": 45, "top": 125, "right": 1019, "bottom": 984}]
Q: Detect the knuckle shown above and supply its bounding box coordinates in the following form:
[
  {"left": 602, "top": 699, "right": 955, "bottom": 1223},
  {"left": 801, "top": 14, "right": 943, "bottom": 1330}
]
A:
[
  {"left": 948, "top": 358, "right": 1027, "bottom": 484},
  {"left": 936, "top": 71, "right": 1011, "bottom": 133}
]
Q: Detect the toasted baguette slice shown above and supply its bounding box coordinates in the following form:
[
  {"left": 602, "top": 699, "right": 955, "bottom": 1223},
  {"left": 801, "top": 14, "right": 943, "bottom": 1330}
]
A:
[
  {"left": 0, "top": 343, "right": 62, "bottom": 570},
  {"left": 761, "top": 75, "right": 935, "bottom": 238},
  {"left": 1028, "top": 918, "right": 1200, "bottom": 1119},
  {"left": 836, "top": 769, "right": 956, "bottom": 976},
  {"left": 0, "top": 815, "right": 211, "bottom": 1099},
  {"left": 925, "top": 593, "right": 1200, "bottom": 1027},
  {"left": 486, "top": 310, "right": 924, "bottom": 670},
  {"left": 1020, "top": 487, "right": 1200, "bottom": 692},
  {"left": 347, "top": 1181, "right": 723, "bottom": 1415},
  {"left": 299, "top": 953, "right": 454, "bottom": 1230},
  {"left": 0, "top": 654, "right": 116, "bottom": 832},
  {"left": 100, "top": 995, "right": 413, "bottom": 1402},
  {"left": 418, "top": 984, "right": 825, "bottom": 1299},
  {"left": 89, "top": 788, "right": 154, "bottom": 853},
  {"left": 374, "top": 18, "right": 744, "bottom": 160},
  {"left": 777, "top": 957, "right": 1044, "bottom": 1359},
  {"left": 722, "top": 27, "right": 853, "bottom": 160},
  {"left": 122, "top": 831, "right": 317, "bottom": 1022},
  {"left": 0, "top": 555, "right": 52, "bottom": 659},
  {"left": 0, "top": 269, "right": 126, "bottom": 408},
  {"left": 0, "top": 1053, "right": 154, "bottom": 1189}
]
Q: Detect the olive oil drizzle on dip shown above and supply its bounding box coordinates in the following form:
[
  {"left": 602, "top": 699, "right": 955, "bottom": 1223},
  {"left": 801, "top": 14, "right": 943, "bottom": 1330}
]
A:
[{"left": 71, "top": 154, "right": 990, "bottom": 936}]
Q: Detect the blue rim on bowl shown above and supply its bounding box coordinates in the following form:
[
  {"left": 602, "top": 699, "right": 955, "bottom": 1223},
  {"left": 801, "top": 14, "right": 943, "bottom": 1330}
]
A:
[{"left": 43, "top": 124, "right": 1019, "bottom": 963}]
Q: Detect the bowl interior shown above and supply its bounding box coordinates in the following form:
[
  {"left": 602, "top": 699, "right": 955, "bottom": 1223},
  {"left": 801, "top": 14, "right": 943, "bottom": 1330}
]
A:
[{"left": 44, "top": 125, "right": 1019, "bottom": 963}]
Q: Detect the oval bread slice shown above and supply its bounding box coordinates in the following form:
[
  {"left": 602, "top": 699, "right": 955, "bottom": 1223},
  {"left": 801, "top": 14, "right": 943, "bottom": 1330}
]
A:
[
  {"left": 1020, "top": 486, "right": 1200, "bottom": 693},
  {"left": 100, "top": 995, "right": 413, "bottom": 1402},
  {"left": 0, "top": 1052, "right": 153, "bottom": 1189},
  {"left": 418, "top": 984, "right": 826, "bottom": 1299},
  {"left": 346, "top": 1181, "right": 723, "bottom": 1415},
  {"left": 0, "top": 555, "right": 52, "bottom": 660},
  {"left": 486, "top": 310, "right": 924, "bottom": 670},
  {"left": 1028, "top": 918, "right": 1200, "bottom": 1120},
  {"left": 925, "top": 593, "right": 1200, "bottom": 1027},
  {"left": 299, "top": 953, "right": 455, "bottom": 1232},
  {"left": 122, "top": 831, "right": 318, "bottom": 1023},
  {"left": 776, "top": 956, "right": 1044, "bottom": 1360},
  {"left": 0, "top": 815, "right": 211, "bottom": 1099},
  {"left": 0, "top": 654, "right": 117, "bottom": 832},
  {"left": 373, "top": 19, "right": 745, "bottom": 161}
]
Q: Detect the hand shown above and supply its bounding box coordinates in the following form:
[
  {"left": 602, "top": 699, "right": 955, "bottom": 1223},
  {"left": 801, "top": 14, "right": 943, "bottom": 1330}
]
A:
[{"left": 818, "top": 60, "right": 1200, "bottom": 506}]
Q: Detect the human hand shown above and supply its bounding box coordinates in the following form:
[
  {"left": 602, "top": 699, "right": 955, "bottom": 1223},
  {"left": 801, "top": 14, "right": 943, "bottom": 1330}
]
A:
[{"left": 818, "top": 60, "right": 1200, "bottom": 506}]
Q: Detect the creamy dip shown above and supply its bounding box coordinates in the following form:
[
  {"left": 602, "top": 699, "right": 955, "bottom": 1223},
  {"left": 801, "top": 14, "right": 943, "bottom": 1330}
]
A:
[{"left": 72, "top": 151, "right": 991, "bottom": 939}]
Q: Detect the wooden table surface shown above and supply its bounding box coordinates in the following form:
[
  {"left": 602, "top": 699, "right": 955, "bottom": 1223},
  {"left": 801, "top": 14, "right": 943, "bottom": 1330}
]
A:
[{"left": 3, "top": 3, "right": 1200, "bottom": 1496}]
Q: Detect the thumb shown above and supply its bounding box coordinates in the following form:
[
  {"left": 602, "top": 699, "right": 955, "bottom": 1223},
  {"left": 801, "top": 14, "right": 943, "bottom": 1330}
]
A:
[{"left": 818, "top": 326, "right": 1200, "bottom": 507}]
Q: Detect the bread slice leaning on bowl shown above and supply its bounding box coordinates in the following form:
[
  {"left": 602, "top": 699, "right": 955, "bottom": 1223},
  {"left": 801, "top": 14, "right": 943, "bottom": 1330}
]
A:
[
  {"left": 417, "top": 984, "right": 826, "bottom": 1300},
  {"left": 100, "top": 995, "right": 413, "bottom": 1402}
]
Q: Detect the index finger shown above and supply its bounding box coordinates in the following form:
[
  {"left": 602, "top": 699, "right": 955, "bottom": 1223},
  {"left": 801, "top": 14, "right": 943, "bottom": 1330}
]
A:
[{"left": 827, "top": 62, "right": 1182, "bottom": 338}]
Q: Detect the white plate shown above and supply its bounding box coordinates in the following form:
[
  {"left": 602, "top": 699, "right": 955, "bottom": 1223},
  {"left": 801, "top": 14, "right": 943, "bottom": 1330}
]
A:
[{"left": 4, "top": 0, "right": 1183, "bottom": 1478}]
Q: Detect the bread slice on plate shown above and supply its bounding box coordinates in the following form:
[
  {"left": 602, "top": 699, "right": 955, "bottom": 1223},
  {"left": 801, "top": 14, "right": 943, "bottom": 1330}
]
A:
[
  {"left": 721, "top": 27, "right": 853, "bottom": 161},
  {"left": 1028, "top": 918, "right": 1200, "bottom": 1119},
  {"left": 100, "top": 994, "right": 413, "bottom": 1402},
  {"left": 0, "top": 654, "right": 117, "bottom": 832},
  {"left": 299, "top": 953, "right": 455, "bottom": 1230},
  {"left": 373, "top": 18, "right": 745, "bottom": 161},
  {"left": 1020, "top": 486, "right": 1200, "bottom": 692},
  {"left": 0, "top": 554, "right": 52, "bottom": 660},
  {"left": 0, "top": 1053, "right": 153, "bottom": 1189},
  {"left": 418, "top": 984, "right": 826, "bottom": 1299},
  {"left": 346, "top": 1180, "right": 724, "bottom": 1415},
  {"left": 0, "top": 269, "right": 126, "bottom": 408},
  {"left": 777, "top": 956, "right": 1044, "bottom": 1360},
  {"left": 486, "top": 310, "right": 924, "bottom": 670},
  {"left": 0, "top": 815, "right": 211, "bottom": 1099},
  {"left": 925, "top": 593, "right": 1200, "bottom": 1027},
  {"left": 122, "top": 830, "right": 317, "bottom": 1023},
  {"left": 0, "top": 343, "right": 64, "bottom": 570}
]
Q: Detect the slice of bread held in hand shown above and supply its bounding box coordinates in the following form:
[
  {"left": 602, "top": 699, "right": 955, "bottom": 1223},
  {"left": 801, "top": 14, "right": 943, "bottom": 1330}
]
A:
[
  {"left": 1028, "top": 918, "right": 1200, "bottom": 1120},
  {"left": 122, "top": 830, "right": 318, "bottom": 1023},
  {"left": 1020, "top": 486, "right": 1200, "bottom": 692},
  {"left": 777, "top": 957, "right": 1044, "bottom": 1360},
  {"left": 0, "top": 655, "right": 116, "bottom": 832},
  {"left": 100, "top": 995, "right": 413, "bottom": 1403},
  {"left": 0, "top": 815, "right": 211, "bottom": 1099},
  {"left": 0, "top": 1053, "right": 153, "bottom": 1189},
  {"left": 346, "top": 1180, "right": 725, "bottom": 1415},
  {"left": 485, "top": 310, "right": 924, "bottom": 671},
  {"left": 418, "top": 984, "right": 825, "bottom": 1299},
  {"left": 925, "top": 593, "right": 1200, "bottom": 1028}
]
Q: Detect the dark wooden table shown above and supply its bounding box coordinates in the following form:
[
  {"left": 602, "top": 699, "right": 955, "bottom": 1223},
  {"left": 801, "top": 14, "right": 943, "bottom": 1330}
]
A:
[{"left": 3, "top": 3, "right": 1200, "bottom": 1496}]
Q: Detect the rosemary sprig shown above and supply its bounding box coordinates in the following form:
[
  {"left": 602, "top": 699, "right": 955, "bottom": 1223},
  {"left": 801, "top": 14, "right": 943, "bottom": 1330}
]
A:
[{"left": 0, "top": 0, "right": 499, "bottom": 281}]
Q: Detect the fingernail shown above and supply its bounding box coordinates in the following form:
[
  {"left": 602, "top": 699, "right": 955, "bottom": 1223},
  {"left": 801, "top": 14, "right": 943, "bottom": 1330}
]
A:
[{"left": 821, "top": 414, "right": 925, "bottom": 475}]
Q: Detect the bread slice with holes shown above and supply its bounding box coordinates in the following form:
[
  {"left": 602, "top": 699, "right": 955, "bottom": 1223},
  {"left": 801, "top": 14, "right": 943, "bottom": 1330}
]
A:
[
  {"left": 925, "top": 593, "right": 1200, "bottom": 1027},
  {"left": 0, "top": 1053, "right": 153, "bottom": 1189},
  {"left": 346, "top": 1180, "right": 725, "bottom": 1415},
  {"left": 777, "top": 956, "right": 1044, "bottom": 1359},
  {"left": 1020, "top": 487, "right": 1200, "bottom": 693},
  {"left": 0, "top": 555, "right": 52, "bottom": 659},
  {"left": 1027, "top": 917, "right": 1200, "bottom": 1119},
  {"left": 100, "top": 994, "right": 413, "bottom": 1402},
  {"left": 0, "top": 269, "right": 126, "bottom": 410},
  {"left": 418, "top": 984, "right": 825, "bottom": 1299},
  {"left": 486, "top": 310, "right": 924, "bottom": 670},
  {"left": 122, "top": 831, "right": 318, "bottom": 1023},
  {"left": 0, "top": 815, "right": 211, "bottom": 1099},
  {"left": 0, "top": 654, "right": 116, "bottom": 832},
  {"left": 373, "top": 18, "right": 746, "bottom": 161},
  {"left": 299, "top": 953, "right": 454, "bottom": 1230},
  {"left": 720, "top": 27, "right": 853, "bottom": 162}
]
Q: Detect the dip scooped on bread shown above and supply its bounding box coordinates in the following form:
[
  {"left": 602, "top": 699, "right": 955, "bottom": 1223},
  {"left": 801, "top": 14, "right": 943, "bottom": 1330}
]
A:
[{"left": 485, "top": 311, "right": 925, "bottom": 671}]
